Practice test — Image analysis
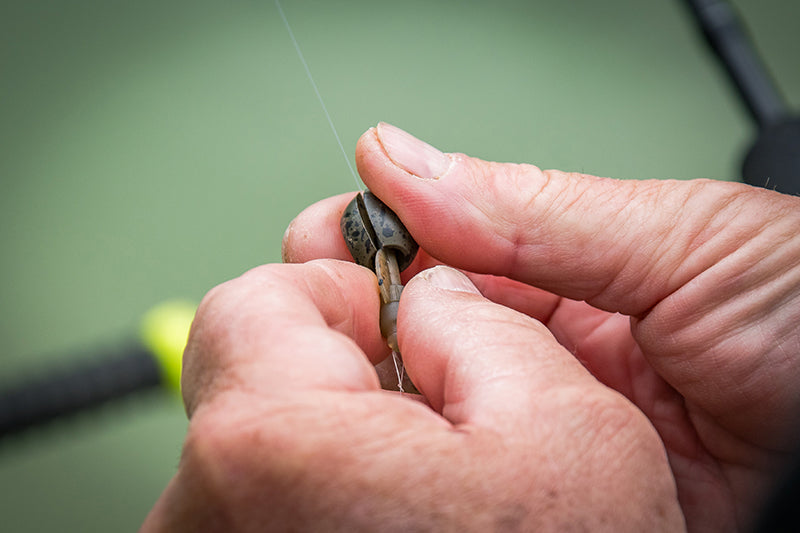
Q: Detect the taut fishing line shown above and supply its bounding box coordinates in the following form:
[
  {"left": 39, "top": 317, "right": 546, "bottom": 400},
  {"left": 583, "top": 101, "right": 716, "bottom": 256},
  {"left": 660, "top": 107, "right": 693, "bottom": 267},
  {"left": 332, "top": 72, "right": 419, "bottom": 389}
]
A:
[
  {"left": 274, "top": 0, "right": 363, "bottom": 192},
  {"left": 275, "top": 0, "right": 411, "bottom": 393}
]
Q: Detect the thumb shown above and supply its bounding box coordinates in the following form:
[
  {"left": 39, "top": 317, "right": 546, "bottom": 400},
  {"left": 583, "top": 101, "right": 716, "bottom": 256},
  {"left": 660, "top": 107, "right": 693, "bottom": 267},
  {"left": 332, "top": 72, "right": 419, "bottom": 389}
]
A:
[
  {"left": 398, "top": 265, "right": 683, "bottom": 530},
  {"left": 399, "top": 265, "right": 610, "bottom": 431},
  {"left": 357, "top": 122, "right": 798, "bottom": 317}
]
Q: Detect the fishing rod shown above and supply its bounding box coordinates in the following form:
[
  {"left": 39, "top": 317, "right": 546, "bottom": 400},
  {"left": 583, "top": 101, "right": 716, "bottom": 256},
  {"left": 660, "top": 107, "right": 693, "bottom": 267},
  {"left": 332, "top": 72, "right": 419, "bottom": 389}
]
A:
[
  {"left": 681, "top": 0, "right": 800, "bottom": 194},
  {"left": 0, "top": 301, "right": 193, "bottom": 439}
]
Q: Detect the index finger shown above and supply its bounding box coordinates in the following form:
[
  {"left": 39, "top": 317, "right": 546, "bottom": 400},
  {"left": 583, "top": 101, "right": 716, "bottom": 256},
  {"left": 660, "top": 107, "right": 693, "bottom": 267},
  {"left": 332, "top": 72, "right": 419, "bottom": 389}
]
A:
[{"left": 181, "top": 260, "right": 388, "bottom": 417}]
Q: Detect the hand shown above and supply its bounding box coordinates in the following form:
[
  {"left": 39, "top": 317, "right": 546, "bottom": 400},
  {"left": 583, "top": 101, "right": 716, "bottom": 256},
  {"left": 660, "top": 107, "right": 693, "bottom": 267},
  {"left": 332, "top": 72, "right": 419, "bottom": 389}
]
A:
[
  {"left": 142, "top": 122, "right": 800, "bottom": 532},
  {"left": 281, "top": 123, "right": 800, "bottom": 531},
  {"left": 141, "top": 259, "right": 682, "bottom": 532}
]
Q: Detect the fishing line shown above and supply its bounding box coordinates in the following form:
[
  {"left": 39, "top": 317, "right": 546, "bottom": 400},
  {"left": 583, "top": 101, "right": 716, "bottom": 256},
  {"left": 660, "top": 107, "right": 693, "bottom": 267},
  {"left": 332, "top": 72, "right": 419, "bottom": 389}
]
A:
[
  {"left": 276, "top": 1, "right": 411, "bottom": 394},
  {"left": 274, "top": 0, "right": 363, "bottom": 192},
  {"left": 391, "top": 350, "right": 405, "bottom": 394}
]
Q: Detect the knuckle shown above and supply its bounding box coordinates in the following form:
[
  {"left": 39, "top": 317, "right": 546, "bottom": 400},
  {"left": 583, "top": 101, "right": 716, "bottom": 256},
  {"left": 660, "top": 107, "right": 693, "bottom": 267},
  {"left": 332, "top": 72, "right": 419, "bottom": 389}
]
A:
[
  {"left": 182, "top": 265, "right": 289, "bottom": 415},
  {"left": 189, "top": 265, "right": 287, "bottom": 346}
]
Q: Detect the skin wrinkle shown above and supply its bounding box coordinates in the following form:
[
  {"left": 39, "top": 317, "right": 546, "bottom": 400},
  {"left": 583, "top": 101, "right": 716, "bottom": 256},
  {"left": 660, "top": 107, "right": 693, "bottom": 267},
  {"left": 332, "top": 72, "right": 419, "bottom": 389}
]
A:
[
  {"left": 179, "top": 397, "right": 278, "bottom": 510},
  {"left": 771, "top": 325, "right": 800, "bottom": 389},
  {"left": 698, "top": 342, "right": 797, "bottom": 448},
  {"left": 735, "top": 233, "right": 800, "bottom": 303},
  {"left": 620, "top": 342, "right": 644, "bottom": 411},
  {"left": 587, "top": 179, "right": 689, "bottom": 314},
  {"left": 547, "top": 385, "right": 668, "bottom": 505},
  {"left": 540, "top": 292, "right": 568, "bottom": 331},
  {"left": 719, "top": 284, "right": 800, "bottom": 360},
  {"left": 209, "top": 326, "right": 356, "bottom": 408},
  {"left": 446, "top": 160, "right": 525, "bottom": 271},
  {"left": 599, "top": 182, "right": 756, "bottom": 322},
  {"left": 535, "top": 170, "right": 589, "bottom": 223},
  {"left": 496, "top": 187, "right": 580, "bottom": 296},
  {"left": 678, "top": 210, "right": 769, "bottom": 297},
  {"left": 440, "top": 160, "right": 550, "bottom": 284},
  {"left": 585, "top": 405, "right": 646, "bottom": 478},
  {"left": 639, "top": 184, "right": 786, "bottom": 331},
  {"left": 446, "top": 323, "right": 550, "bottom": 397},
  {"left": 641, "top": 226, "right": 800, "bottom": 391},
  {"left": 459, "top": 306, "right": 564, "bottom": 372},
  {"left": 539, "top": 175, "right": 672, "bottom": 312},
  {"left": 660, "top": 184, "right": 748, "bottom": 291},
  {"left": 626, "top": 185, "right": 690, "bottom": 299},
  {"left": 561, "top": 309, "right": 619, "bottom": 363},
  {"left": 585, "top": 245, "right": 642, "bottom": 314},
  {"left": 501, "top": 167, "right": 574, "bottom": 285},
  {"left": 408, "top": 290, "right": 587, "bottom": 426}
]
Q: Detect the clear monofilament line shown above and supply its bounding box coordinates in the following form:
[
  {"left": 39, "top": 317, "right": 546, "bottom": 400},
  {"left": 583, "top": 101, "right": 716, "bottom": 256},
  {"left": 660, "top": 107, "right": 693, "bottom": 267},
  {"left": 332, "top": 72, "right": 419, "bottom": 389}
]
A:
[
  {"left": 274, "top": 0, "right": 363, "bottom": 191},
  {"left": 391, "top": 350, "right": 405, "bottom": 394}
]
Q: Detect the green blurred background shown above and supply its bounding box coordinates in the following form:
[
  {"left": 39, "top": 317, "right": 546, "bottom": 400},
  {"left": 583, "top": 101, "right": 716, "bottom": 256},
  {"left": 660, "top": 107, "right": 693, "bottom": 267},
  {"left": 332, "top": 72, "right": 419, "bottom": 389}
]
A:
[{"left": 0, "top": 0, "right": 797, "bottom": 530}]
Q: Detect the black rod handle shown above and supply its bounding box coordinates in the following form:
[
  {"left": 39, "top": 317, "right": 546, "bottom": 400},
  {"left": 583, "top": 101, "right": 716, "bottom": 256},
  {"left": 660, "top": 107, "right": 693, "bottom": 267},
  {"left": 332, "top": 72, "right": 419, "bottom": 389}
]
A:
[{"left": 0, "top": 345, "right": 162, "bottom": 439}]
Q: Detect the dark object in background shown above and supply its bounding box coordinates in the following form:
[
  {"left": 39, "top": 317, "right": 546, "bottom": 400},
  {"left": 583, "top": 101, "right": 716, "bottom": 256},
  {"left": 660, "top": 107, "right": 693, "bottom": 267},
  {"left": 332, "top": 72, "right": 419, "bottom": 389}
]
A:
[
  {"left": 742, "top": 118, "right": 800, "bottom": 193},
  {"left": 0, "top": 301, "right": 192, "bottom": 440},
  {"left": 751, "top": 450, "right": 800, "bottom": 533},
  {"left": 682, "top": 0, "right": 800, "bottom": 195},
  {"left": 0, "top": 345, "right": 161, "bottom": 439}
]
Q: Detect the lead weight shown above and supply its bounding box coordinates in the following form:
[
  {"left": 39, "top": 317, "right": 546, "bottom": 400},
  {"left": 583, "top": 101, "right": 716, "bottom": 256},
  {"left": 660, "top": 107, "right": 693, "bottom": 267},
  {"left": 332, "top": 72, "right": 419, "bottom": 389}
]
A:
[{"left": 340, "top": 190, "right": 418, "bottom": 272}]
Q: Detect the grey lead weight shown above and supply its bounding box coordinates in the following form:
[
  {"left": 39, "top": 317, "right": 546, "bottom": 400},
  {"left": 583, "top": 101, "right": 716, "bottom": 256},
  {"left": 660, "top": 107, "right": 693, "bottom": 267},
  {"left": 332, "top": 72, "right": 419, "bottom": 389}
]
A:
[{"left": 340, "top": 191, "right": 418, "bottom": 272}]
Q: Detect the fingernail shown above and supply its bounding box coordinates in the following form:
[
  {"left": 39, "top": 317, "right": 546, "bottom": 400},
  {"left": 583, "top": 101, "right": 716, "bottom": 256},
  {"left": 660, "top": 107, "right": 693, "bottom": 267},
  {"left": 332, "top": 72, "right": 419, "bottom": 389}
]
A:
[
  {"left": 420, "top": 266, "right": 481, "bottom": 294},
  {"left": 281, "top": 218, "right": 295, "bottom": 263},
  {"left": 376, "top": 122, "right": 452, "bottom": 180}
]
